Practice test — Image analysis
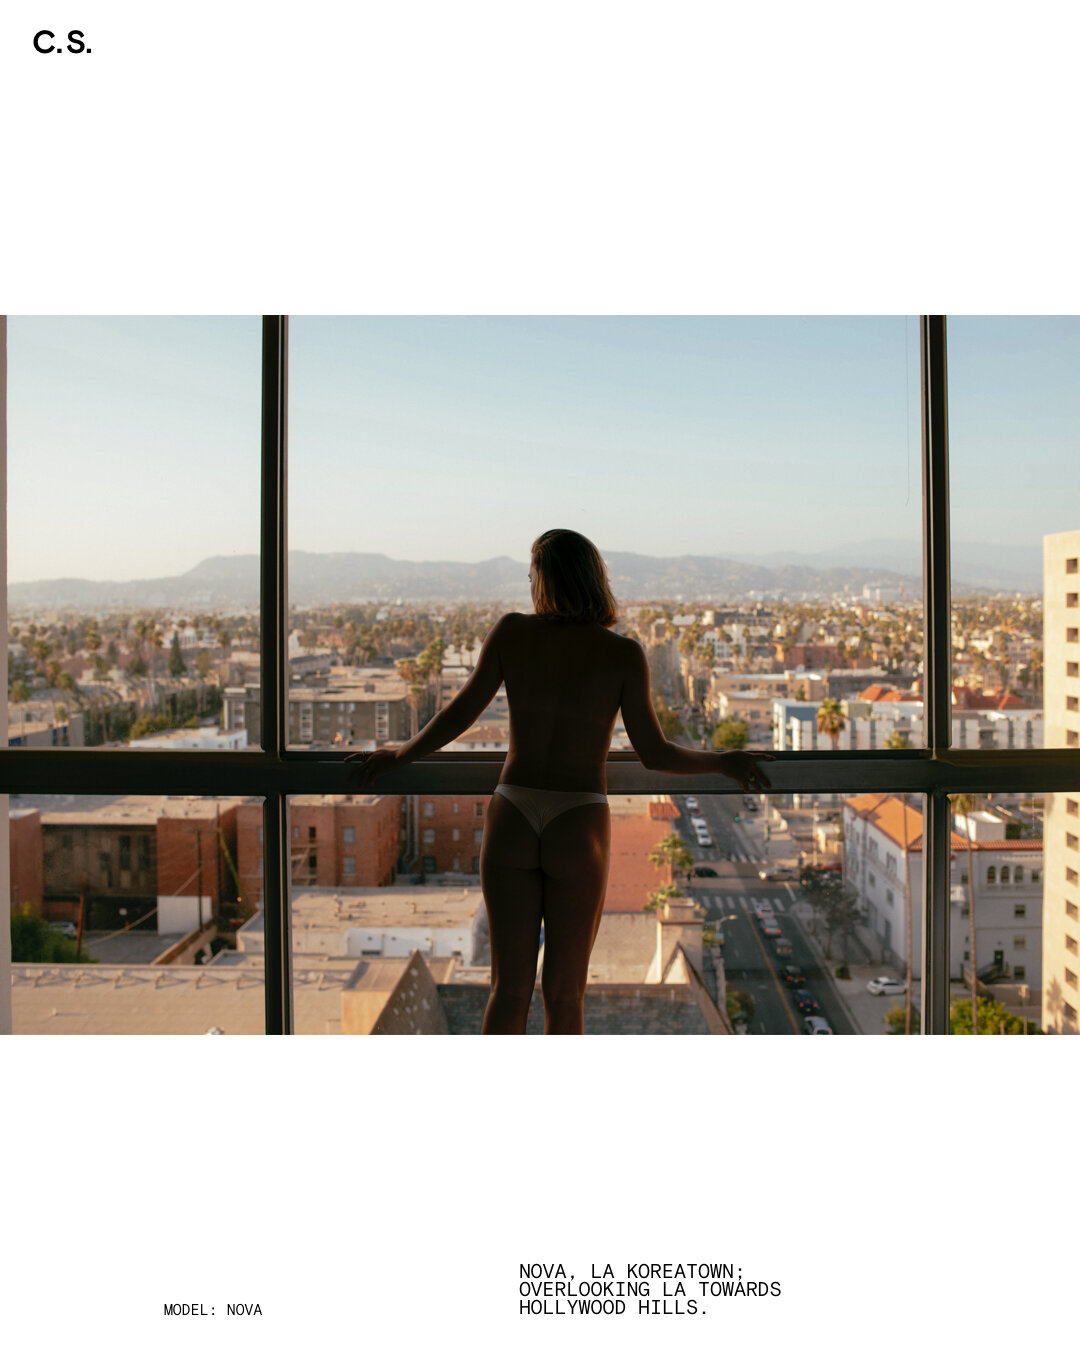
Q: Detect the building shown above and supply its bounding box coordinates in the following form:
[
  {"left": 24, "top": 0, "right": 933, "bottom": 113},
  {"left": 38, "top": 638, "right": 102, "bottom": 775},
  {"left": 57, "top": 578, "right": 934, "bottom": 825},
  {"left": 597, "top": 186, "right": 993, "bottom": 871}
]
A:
[
  {"left": 843, "top": 794, "right": 1043, "bottom": 1005},
  {"left": 773, "top": 690, "right": 1042, "bottom": 752},
  {"left": 223, "top": 666, "right": 411, "bottom": 746},
  {"left": 36, "top": 796, "right": 248, "bottom": 933},
  {"left": 130, "top": 725, "right": 248, "bottom": 750},
  {"left": 1042, "top": 529, "right": 1080, "bottom": 1033}
]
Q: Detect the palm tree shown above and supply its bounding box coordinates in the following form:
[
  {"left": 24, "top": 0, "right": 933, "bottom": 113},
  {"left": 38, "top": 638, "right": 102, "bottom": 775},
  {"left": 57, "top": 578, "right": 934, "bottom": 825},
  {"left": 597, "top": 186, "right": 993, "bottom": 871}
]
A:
[
  {"left": 952, "top": 791, "right": 981, "bottom": 1034},
  {"left": 816, "top": 697, "right": 846, "bottom": 750},
  {"left": 648, "top": 830, "right": 695, "bottom": 896},
  {"left": 395, "top": 658, "right": 422, "bottom": 738}
]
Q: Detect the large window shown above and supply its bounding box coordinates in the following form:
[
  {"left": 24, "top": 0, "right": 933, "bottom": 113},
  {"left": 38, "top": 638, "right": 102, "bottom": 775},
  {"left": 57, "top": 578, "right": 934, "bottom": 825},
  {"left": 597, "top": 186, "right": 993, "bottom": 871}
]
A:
[{"left": 3, "top": 317, "right": 1077, "bottom": 1034}]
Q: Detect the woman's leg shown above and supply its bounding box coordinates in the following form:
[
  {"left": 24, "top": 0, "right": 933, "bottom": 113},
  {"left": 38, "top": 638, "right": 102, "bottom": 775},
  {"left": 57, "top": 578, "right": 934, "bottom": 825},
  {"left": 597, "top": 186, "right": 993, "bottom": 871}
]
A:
[
  {"left": 479, "top": 791, "right": 544, "bottom": 1034},
  {"left": 538, "top": 803, "right": 611, "bottom": 1035}
]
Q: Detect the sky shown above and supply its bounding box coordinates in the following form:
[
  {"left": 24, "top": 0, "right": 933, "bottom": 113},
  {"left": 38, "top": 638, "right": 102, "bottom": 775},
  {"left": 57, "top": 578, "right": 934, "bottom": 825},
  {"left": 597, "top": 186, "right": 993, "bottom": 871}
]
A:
[{"left": 7, "top": 314, "right": 1079, "bottom": 584}]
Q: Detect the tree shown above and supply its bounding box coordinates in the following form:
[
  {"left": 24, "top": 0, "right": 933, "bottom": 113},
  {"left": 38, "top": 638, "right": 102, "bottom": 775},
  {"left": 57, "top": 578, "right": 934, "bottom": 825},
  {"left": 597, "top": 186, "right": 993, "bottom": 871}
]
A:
[
  {"left": 884, "top": 731, "right": 910, "bottom": 749},
  {"left": 10, "top": 679, "right": 29, "bottom": 703},
  {"left": 885, "top": 1004, "right": 921, "bottom": 1034},
  {"left": 10, "top": 907, "right": 94, "bottom": 964},
  {"left": 950, "top": 995, "right": 1040, "bottom": 1035},
  {"left": 195, "top": 649, "right": 213, "bottom": 680},
  {"left": 711, "top": 718, "right": 749, "bottom": 751},
  {"left": 816, "top": 696, "right": 846, "bottom": 749},
  {"left": 648, "top": 830, "right": 695, "bottom": 893},
  {"left": 168, "top": 632, "right": 187, "bottom": 677},
  {"left": 644, "top": 883, "right": 682, "bottom": 913},
  {"left": 653, "top": 695, "right": 684, "bottom": 739}
]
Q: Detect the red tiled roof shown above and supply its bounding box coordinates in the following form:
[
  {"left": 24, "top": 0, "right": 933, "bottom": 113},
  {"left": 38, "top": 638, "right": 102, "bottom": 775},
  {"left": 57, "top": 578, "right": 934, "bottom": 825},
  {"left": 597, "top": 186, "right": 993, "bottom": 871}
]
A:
[{"left": 846, "top": 794, "right": 1043, "bottom": 854}]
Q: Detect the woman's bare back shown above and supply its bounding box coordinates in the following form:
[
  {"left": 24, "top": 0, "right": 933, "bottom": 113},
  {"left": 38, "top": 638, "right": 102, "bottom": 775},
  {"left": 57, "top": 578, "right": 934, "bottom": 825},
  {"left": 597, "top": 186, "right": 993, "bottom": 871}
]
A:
[{"left": 497, "top": 612, "right": 630, "bottom": 793}]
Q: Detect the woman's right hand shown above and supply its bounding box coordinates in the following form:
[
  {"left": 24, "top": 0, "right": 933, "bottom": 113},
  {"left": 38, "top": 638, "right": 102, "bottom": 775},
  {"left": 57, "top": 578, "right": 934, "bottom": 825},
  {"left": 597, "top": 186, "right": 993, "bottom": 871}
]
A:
[
  {"left": 717, "top": 751, "right": 775, "bottom": 793},
  {"left": 344, "top": 747, "right": 404, "bottom": 791}
]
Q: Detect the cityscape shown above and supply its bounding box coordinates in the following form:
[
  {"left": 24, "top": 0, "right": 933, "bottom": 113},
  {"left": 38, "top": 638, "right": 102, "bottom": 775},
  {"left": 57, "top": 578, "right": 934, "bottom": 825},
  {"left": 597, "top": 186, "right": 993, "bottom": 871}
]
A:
[
  {"left": 7, "top": 529, "right": 1076, "bottom": 1034},
  {"left": 6, "top": 315, "right": 1078, "bottom": 1035}
]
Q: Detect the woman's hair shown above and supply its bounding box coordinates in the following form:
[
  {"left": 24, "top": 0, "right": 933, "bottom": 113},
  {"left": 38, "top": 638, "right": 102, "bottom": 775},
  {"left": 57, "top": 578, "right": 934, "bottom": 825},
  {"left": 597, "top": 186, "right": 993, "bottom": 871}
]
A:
[{"left": 530, "top": 529, "right": 619, "bottom": 627}]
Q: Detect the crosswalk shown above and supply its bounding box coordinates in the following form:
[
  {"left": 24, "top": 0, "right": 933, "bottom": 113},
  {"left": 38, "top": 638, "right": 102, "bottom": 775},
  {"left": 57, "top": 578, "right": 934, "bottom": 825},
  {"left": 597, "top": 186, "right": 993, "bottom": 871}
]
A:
[{"left": 698, "top": 893, "right": 792, "bottom": 916}]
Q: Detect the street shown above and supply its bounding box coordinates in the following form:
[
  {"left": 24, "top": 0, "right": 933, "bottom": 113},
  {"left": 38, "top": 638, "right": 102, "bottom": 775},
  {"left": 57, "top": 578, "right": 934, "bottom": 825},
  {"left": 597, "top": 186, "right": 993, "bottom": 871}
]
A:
[{"left": 673, "top": 788, "right": 858, "bottom": 1035}]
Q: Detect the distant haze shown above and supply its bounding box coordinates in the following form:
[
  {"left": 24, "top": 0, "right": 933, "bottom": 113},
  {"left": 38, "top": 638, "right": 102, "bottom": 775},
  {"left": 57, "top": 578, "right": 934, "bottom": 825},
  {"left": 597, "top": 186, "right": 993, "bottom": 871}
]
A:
[{"left": 6, "top": 543, "right": 1040, "bottom": 613}]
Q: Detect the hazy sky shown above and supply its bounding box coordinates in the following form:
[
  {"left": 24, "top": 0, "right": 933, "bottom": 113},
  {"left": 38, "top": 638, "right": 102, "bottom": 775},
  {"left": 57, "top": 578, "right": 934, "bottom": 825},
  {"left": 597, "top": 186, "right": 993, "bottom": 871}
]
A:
[{"left": 7, "top": 315, "right": 1079, "bottom": 583}]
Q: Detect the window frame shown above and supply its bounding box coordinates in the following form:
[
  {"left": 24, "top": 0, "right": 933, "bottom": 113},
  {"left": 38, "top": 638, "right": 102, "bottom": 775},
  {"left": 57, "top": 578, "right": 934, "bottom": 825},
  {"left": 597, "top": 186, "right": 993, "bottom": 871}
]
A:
[{"left": 2, "top": 315, "right": 1078, "bottom": 1034}]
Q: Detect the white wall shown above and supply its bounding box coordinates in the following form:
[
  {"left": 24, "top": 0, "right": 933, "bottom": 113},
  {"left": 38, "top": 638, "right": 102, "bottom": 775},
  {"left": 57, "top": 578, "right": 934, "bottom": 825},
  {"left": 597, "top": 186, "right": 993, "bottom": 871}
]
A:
[
  {"left": 158, "top": 894, "right": 212, "bottom": 934},
  {"left": 345, "top": 924, "right": 475, "bottom": 963}
]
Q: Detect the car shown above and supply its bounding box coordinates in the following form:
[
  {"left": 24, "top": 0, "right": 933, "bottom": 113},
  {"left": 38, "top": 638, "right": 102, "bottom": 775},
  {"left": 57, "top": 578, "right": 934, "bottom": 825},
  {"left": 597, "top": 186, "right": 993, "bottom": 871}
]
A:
[
  {"left": 774, "top": 939, "right": 794, "bottom": 959},
  {"left": 803, "top": 1015, "right": 834, "bottom": 1035},
  {"left": 792, "top": 988, "right": 819, "bottom": 1015},
  {"left": 760, "top": 919, "right": 782, "bottom": 938},
  {"left": 48, "top": 921, "right": 77, "bottom": 939},
  {"left": 685, "top": 796, "right": 699, "bottom": 810},
  {"left": 745, "top": 800, "right": 758, "bottom": 812},
  {"left": 759, "top": 865, "right": 797, "bottom": 882},
  {"left": 752, "top": 899, "right": 774, "bottom": 917},
  {"left": 779, "top": 964, "right": 805, "bottom": 985},
  {"left": 867, "top": 975, "right": 907, "bottom": 996},
  {"left": 692, "top": 866, "right": 718, "bottom": 878}
]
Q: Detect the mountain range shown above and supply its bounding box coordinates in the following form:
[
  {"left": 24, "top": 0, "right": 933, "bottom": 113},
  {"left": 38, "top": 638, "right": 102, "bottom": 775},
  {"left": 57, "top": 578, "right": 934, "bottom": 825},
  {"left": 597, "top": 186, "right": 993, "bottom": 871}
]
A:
[{"left": 7, "top": 540, "right": 1042, "bottom": 612}]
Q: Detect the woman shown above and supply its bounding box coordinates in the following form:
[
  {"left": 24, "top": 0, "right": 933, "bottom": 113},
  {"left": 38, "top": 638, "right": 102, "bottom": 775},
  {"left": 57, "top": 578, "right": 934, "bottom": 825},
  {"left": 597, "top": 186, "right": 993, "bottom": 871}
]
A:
[{"left": 348, "top": 528, "right": 773, "bottom": 1034}]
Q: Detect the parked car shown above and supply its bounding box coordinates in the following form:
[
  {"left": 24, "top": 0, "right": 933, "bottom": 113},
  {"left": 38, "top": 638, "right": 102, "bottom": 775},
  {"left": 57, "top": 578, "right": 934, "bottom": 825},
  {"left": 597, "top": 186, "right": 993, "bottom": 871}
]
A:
[
  {"left": 803, "top": 1015, "right": 834, "bottom": 1035},
  {"left": 48, "top": 921, "right": 77, "bottom": 939},
  {"left": 692, "top": 866, "right": 718, "bottom": 878},
  {"left": 867, "top": 975, "right": 907, "bottom": 996},
  {"left": 685, "top": 796, "right": 699, "bottom": 810},
  {"left": 792, "top": 988, "right": 820, "bottom": 1015},
  {"left": 779, "top": 964, "right": 805, "bottom": 985}
]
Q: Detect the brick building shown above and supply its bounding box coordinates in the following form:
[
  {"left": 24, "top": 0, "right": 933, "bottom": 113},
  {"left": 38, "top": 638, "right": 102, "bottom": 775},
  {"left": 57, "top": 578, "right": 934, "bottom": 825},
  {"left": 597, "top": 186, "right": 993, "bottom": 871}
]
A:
[
  {"left": 9, "top": 809, "right": 43, "bottom": 914},
  {"left": 416, "top": 794, "right": 489, "bottom": 875}
]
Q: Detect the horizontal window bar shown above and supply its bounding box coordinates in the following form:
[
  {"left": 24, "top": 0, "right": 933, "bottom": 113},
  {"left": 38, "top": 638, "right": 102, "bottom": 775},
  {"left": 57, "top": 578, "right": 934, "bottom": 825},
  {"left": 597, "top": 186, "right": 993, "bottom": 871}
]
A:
[{"left": 2, "top": 748, "right": 1077, "bottom": 796}]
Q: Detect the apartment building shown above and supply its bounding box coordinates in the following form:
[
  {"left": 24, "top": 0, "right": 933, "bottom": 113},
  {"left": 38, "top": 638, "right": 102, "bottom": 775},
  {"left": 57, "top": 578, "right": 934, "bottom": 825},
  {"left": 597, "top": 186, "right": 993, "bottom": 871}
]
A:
[
  {"left": 843, "top": 794, "right": 1043, "bottom": 996},
  {"left": 36, "top": 797, "right": 245, "bottom": 931},
  {"left": 774, "top": 692, "right": 1042, "bottom": 752},
  {"left": 1042, "top": 529, "right": 1080, "bottom": 1032},
  {"left": 223, "top": 667, "right": 411, "bottom": 746}
]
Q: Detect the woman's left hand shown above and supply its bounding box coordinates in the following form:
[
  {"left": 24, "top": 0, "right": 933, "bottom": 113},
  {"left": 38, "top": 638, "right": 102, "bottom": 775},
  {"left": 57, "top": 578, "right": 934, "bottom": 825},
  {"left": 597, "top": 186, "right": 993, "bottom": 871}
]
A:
[{"left": 344, "top": 747, "right": 403, "bottom": 791}]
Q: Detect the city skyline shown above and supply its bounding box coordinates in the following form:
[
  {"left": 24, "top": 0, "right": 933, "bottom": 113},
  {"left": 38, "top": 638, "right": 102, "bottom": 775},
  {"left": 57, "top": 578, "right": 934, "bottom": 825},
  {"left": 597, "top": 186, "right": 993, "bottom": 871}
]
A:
[{"left": 7, "top": 315, "right": 1079, "bottom": 585}]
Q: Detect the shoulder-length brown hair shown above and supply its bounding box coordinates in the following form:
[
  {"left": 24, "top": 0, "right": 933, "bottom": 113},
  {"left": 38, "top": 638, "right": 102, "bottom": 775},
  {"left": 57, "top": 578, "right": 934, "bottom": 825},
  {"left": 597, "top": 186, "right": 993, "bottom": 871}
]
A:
[{"left": 531, "top": 529, "right": 619, "bottom": 627}]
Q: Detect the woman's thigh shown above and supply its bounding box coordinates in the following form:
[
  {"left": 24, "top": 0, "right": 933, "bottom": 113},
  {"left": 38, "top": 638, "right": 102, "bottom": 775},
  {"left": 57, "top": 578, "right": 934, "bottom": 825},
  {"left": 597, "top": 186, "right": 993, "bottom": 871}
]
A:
[
  {"left": 538, "top": 803, "right": 611, "bottom": 995},
  {"left": 480, "top": 792, "right": 544, "bottom": 989}
]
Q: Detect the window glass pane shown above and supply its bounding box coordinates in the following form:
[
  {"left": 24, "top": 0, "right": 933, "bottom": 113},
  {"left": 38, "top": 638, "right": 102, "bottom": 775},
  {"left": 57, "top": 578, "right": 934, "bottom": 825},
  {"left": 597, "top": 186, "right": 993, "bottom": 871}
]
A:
[
  {"left": 287, "top": 317, "right": 923, "bottom": 755},
  {"left": 948, "top": 317, "right": 1080, "bottom": 751},
  {"left": 946, "top": 791, "right": 1054, "bottom": 1034},
  {"left": 6, "top": 318, "right": 260, "bottom": 751},
  {"left": 289, "top": 787, "right": 927, "bottom": 1034},
  {"left": 9, "top": 792, "right": 265, "bottom": 1033}
]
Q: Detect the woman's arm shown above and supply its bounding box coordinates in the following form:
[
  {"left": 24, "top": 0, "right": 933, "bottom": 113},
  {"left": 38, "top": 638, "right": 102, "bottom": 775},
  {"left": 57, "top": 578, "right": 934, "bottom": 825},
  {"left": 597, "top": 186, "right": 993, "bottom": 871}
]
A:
[
  {"left": 347, "top": 615, "right": 512, "bottom": 787},
  {"left": 618, "top": 640, "right": 773, "bottom": 790}
]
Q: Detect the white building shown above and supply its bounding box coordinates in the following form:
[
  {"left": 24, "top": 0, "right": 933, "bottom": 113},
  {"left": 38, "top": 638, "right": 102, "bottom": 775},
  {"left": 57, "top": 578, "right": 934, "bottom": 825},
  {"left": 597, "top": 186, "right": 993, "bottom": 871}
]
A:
[
  {"left": 773, "top": 694, "right": 1042, "bottom": 752},
  {"left": 129, "top": 726, "right": 248, "bottom": 750},
  {"left": 1042, "top": 529, "right": 1080, "bottom": 1033},
  {"left": 843, "top": 795, "right": 1043, "bottom": 1001}
]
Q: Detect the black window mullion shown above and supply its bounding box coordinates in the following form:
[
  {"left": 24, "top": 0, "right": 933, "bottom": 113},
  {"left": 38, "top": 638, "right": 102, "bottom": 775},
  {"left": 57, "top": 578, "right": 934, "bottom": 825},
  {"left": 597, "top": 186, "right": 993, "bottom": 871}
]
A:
[
  {"left": 920, "top": 315, "right": 952, "bottom": 1034},
  {"left": 261, "top": 316, "right": 292, "bottom": 1034}
]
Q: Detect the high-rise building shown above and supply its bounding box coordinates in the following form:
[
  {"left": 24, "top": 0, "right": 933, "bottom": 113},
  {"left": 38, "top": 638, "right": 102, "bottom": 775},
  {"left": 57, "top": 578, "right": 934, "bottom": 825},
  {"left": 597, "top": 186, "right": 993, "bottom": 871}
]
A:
[{"left": 1042, "top": 529, "right": 1080, "bottom": 1033}]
